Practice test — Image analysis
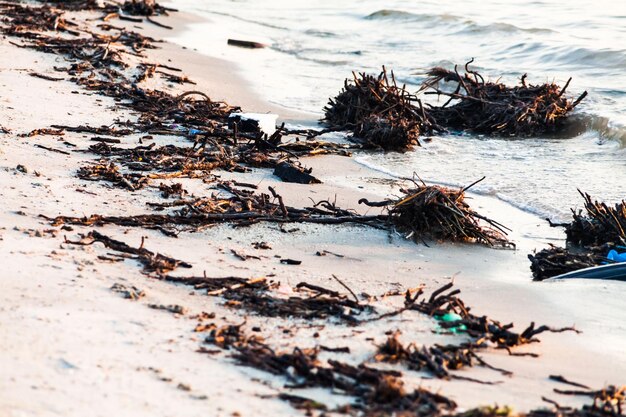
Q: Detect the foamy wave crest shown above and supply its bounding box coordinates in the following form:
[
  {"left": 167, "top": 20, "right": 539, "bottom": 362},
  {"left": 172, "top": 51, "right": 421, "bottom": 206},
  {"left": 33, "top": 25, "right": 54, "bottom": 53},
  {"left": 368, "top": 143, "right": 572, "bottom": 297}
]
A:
[
  {"left": 562, "top": 114, "right": 626, "bottom": 146},
  {"left": 365, "top": 9, "right": 462, "bottom": 23},
  {"left": 366, "top": 9, "right": 553, "bottom": 35}
]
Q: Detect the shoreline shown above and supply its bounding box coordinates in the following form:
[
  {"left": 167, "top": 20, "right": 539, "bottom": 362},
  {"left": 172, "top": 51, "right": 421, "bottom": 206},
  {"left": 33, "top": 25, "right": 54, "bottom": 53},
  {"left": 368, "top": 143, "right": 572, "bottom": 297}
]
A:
[{"left": 0, "top": 4, "right": 624, "bottom": 417}]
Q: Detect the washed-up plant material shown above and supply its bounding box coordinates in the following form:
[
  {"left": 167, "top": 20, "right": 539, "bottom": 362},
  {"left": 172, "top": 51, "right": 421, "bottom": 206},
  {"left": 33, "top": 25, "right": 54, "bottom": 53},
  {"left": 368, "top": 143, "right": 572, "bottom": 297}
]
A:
[
  {"left": 122, "top": 0, "right": 173, "bottom": 16},
  {"left": 528, "top": 191, "right": 625, "bottom": 280},
  {"left": 65, "top": 230, "right": 191, "bottom": 274},
  {"left": 165, "top": 275, "right": 373, "bottom": 323},
  {"left": 361, "top": 178, "right": 513, "bottom": 247},
  {"left": 325, "top": 61, "right": 586, "bottom": 149},
  {"left": 405, "top": 282, "right": 579, "bottom": 350},
  {"left": 528, "top": 246, "right": 607, "bottom": 281},
  {"left": 44, "top": 183, "right": 387, "bottom": 235},
  {"left": 374, "top": 332, "right": 510, "bottom": 384},
  {"left": 0, "top": 1, "right": 350, "bottom": 192},
  {"left": 46, "top": 178, "right": 514, "bottom": 248},
  {"left": 229, "top": 341, "right": 457, "bottom": 417},
  {"left": 565, "top": 191, "right": 626, "bottom": 247},
  {"left": 422, "top": 61, "right": 587, "bottom": 136},
  {"left": 323, "top": 67, "right": 441, "bottom": 151},
  {"left": 77, "top": 162, "right": 150, "bottom": 190}
]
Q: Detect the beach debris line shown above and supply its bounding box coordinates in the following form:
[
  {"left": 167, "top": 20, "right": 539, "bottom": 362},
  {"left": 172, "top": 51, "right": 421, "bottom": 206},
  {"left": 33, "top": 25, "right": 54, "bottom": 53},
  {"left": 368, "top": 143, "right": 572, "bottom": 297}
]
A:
[
  {"left": 60, "top": 230, "right": 592, "bottom": 413},
  {"left": 204, "top": 322, "right": 616, "bottom": 417},
  {"left": 360, "top": 177, "right": 514, "bottom": 247},
  {"left": 324, "top": 61, "right": 587, "bottom": 149},
  {"left": 0, "top": 1, "right": 353, "bottom": 189},
  {"left": 62, "top": 228, "right": 372, "bottom": 322},
  {"left": 166, "top": 275, "right": 374, "bottom": 323},
  {"left": 46, "top": 178, "right": 513, "bottom": 248},
  {"left": 225, "top": 338, "right": 458, "bottom": 417},
  {"left": 528, "top": 190, "right": 625, "bottom": 280}
]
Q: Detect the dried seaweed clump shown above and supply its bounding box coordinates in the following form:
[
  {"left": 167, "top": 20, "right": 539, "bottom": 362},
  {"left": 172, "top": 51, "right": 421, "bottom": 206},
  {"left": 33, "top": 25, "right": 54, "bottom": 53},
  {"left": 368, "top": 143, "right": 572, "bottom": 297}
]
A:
[
  {"left": 374, "top": 332, "right": 511, "bottom": 383},
  {"left": 528, "top": 190, "right": 625, "bottom": 280},
  {"left": 384, "top": 180, "right": 512, "bottom": 247},
  {"left": 165, "top": 276, "right": 373, "bottom": 323},
  {"left": 405, "top": 282, "right": 578, "bottom": 350},
  {"left": 325, "top": 61, "right": 586, "bottom": 148},
  {"left": 526, "top": 385, "right": 625, "bottom": 417},
  {"left": 565, "top": 191, "right": 626, "bottom": 247},
  {"left": 122, "top": 0, "right": 172, "bottom": 16},
  {"left": 323, "top": 68, "right": 438, "bottom": 151},
  {"left": 422, "top": 62, "right": 587, "bottom": 136},
  {"left": 528, "top": 246, "right": 607, "bottom": 281},
  {"left": 230, "top": 342, "right": 456, "bottom": 416}
]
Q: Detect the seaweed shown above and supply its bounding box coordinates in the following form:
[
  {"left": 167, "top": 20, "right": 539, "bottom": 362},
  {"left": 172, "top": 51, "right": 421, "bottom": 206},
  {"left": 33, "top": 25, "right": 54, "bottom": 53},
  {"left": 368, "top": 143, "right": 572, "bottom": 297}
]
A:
[{"left": 422, "top": 61, "right": 587, "bottom": 136}]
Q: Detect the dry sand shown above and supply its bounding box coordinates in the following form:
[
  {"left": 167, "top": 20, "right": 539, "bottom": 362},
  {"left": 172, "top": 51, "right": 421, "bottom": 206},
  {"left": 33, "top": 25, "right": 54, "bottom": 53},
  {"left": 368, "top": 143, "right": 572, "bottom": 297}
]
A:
[{"left": 0, "top": 6, "right": 624, "bottom": 417}]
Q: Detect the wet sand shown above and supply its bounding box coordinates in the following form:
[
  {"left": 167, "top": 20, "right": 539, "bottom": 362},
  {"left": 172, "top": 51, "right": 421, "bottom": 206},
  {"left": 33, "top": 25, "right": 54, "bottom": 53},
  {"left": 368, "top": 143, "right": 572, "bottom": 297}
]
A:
[{"left": 0, "top": 6, "right": 624, "bottom": 417}]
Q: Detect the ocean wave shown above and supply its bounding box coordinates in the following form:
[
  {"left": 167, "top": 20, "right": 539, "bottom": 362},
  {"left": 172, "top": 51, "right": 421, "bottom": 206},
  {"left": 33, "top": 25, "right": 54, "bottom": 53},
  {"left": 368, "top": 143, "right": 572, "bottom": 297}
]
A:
[
  {"left": 365, "top": 9, "right": 553, "bottom": 35},
  {"left": 540, "top": 46, "right": 626, "bottom": 70},
  {"left": 206, "top": 10, "right": 289, "bottom": 30},
  {"left": 454, "top": 21, "right": 554, "bottom": 35},
  {"left": 364, "top": 9, "right": 462, "bottom": 23},
  {"left": 563, "top": 114, "right": 626, "bottom": 146}
]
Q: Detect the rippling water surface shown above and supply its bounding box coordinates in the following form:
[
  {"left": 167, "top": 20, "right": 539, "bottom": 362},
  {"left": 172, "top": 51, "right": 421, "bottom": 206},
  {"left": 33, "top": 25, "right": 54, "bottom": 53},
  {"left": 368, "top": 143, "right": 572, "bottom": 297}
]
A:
[{"left": 169, "top": 0, "right": 626, "bottom": 221}]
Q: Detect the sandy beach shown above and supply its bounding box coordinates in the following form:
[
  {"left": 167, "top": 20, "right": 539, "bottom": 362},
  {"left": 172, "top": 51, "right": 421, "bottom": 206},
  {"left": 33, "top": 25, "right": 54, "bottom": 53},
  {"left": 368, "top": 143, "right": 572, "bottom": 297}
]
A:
[{"left": 1, "top": 4, "right": 624, "bottom": 417}]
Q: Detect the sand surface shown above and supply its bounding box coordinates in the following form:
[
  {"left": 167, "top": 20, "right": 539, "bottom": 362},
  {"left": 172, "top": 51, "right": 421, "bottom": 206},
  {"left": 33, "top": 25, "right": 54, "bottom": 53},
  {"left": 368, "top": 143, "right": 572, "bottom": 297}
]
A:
[{"left": 0, "top": 5, "right": 624, "bottom": 417}]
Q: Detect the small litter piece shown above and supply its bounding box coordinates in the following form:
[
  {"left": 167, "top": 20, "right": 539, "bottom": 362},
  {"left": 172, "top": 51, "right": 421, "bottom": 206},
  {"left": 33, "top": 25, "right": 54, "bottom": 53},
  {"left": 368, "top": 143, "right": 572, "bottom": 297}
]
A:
[
  {"left": 607, "top": 250, "right": 626, "bottom": 263},
  {"left": 227, "top": 39, "right": 266, "bottom": 49},
  {"left": 434, "top": 311, "right": 467, "bottom": 334},
  {"left": 273, "top": 162, "right": 321, "bottom": 184}
]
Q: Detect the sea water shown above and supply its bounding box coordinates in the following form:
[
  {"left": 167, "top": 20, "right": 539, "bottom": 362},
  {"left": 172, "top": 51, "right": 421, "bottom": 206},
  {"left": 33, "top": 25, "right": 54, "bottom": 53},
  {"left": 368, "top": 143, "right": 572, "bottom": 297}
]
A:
[{"left": 167, "top": 0, "right": 626, "bottom": 222}]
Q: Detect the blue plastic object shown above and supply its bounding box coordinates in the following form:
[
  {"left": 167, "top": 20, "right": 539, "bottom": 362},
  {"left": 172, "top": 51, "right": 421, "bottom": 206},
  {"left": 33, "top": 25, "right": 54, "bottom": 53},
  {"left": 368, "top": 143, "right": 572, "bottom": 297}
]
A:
[
  {"left": 608, "top": 250, "right": 626, "bottom": 263},
  {"left": 188, "top": 128, "right": 204, "bottom": 136}
]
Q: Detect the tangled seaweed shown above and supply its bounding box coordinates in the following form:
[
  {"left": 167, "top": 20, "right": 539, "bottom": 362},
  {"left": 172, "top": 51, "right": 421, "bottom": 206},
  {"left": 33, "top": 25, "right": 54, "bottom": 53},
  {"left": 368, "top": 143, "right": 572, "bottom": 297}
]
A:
[
  {"left": 405, "top": 282, "right": 579, "bottom": 350},
  {"left": 565, "top": 191, "right": 626, "bottom": 247},
  {"left": 528, "top": 190, "right": 625, "bottom": 280},
  {"left": 324, "top": 61, "right": 586, "bottom": 151},
  {"left": 375, "top": 332, "right": 510, "bottom": 384},
  {"left": 323, "top": 67, "right": 441, "bottom": 151},
  {"left": 165, "top": 275, "right": 373, "bottom": 323},
  {"left": 361, "top": 178, "right": 513, "bottom": 247},
  {"left": 65, "top": 231, "right": 192, "bottom": 274},
  {"left": 229, "top": 342, "right": 457, "bottom": 417},
  {"left": 422, "top": 60, "right": 587, "bottom": 136},
  {"left": 528, "top": 246, "right": 607, "bottom": 281}
]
